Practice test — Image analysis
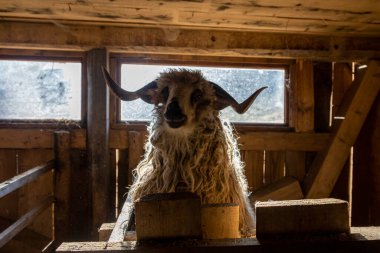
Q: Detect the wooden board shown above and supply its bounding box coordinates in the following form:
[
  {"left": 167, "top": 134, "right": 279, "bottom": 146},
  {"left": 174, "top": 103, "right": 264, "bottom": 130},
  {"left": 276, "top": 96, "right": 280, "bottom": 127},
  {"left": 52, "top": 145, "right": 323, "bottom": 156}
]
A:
[
  {"left": 56, "top": 227, "right": 380, "bottom": 253},
  {"left": 255, "top": 198, "right": 350, "bottom": 236},
  {"left": 1, "top": 21, "right": 380, "bottom": 61},
  {"left": 303, "top": 60, "right": 380, "bottom": 198},
  {"left": 0, "top": 1, "right": 379, "bottom": 35}
]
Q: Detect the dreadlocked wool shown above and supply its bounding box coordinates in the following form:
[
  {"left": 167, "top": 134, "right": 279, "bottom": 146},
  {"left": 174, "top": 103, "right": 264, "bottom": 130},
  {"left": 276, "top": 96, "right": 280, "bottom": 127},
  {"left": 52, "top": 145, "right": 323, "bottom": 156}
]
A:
[{"left": 129, "top": 106, "right": 256, "bottom": 236}]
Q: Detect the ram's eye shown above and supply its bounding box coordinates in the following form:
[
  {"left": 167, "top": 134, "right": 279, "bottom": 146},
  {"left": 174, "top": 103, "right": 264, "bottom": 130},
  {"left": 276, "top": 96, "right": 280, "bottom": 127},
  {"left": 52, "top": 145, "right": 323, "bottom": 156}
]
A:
[
  {"left": 161, "top": 87, "right": 169, "bottom": 102},
  {"left": 191, "top": 89, "right": 203, "bottom": 105}
]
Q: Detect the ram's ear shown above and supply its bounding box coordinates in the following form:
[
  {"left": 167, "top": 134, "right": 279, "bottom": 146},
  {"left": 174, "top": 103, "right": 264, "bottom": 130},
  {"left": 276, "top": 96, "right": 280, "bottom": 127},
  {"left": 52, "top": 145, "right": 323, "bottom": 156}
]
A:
[
  {"left": 210, "top": 81, "right": 267, "bottom": 114},
  {"left": 102, "top": 66, "right": 158, "bottom": 104}
]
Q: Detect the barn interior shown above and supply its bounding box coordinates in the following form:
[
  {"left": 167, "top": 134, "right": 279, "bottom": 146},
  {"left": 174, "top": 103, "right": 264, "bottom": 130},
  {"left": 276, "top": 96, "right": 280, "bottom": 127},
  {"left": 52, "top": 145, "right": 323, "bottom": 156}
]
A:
[{"left": 0, "top": 1, "right": 380, "bottom": 252}]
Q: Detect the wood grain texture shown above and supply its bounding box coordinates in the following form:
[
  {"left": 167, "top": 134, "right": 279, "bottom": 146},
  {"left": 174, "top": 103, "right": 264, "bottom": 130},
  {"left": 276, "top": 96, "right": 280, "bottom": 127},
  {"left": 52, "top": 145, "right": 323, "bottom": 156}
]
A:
[
  {"left": 1, "top": 21, "right": 380, "bottom": 61},
  {"left": 0, "top": 0, "right": 379, "bottom": 35},
  {"left": 56, "top": 227, "right": 380, "bottom": 253},
  {"left": 255, "top": 198, "right": 350, "bottom": 236}
]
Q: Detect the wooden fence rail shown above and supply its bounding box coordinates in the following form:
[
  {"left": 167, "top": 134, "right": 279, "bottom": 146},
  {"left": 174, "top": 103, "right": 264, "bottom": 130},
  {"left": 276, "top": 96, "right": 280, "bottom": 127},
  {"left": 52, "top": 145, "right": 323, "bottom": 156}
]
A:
[
  {"left": 0, "top": 160, "right": 54, "bottom": 199},
  {"left": 0, "top": 196, "right": 54, "bottom": 248},
  {"left": 0, "top": 159, "right": 55, "bottom": 249}
]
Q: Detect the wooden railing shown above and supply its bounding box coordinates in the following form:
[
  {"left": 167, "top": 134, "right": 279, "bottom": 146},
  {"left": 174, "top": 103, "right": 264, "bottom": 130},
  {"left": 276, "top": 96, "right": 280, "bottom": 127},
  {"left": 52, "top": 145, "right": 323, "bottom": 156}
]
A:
[{"left": 0, "top": 160, "right": 55, "bottom": 248}]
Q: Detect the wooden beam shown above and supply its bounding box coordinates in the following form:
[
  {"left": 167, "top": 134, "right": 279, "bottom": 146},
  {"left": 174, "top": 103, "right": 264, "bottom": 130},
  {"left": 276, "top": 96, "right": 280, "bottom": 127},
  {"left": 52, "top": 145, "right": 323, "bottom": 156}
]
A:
[
  {"left": 304, "top": 61, "right": 380, "bottom": 198},
  {"left": 54, "top": 131, "right": 71, "bottom": 244},
  {"left": 0, "top": 160, "right": 54, "bottom": 199},
  {"left": 56, "top": 227, "right": 380, "bottom": 253},
  {"left": 87, "top": 48, "right": 110, "bottom": 238},
  {"left": 0, "top": 129, "right": 329, "bottom": 151},
  {"left": 0, "top": 196, "right": 53, "bottom": 248},
  {"left": 99, "top": 223, "right": 115, "bottom": 241},
  {"left": 239, "top": 132, "right": 330, "bottom": 151},
  {"left": 1, "top": 21, "right": 380, "bottom": 61},
  {"left": 108, "top": 194, "right": 134, "bottom": 243}
]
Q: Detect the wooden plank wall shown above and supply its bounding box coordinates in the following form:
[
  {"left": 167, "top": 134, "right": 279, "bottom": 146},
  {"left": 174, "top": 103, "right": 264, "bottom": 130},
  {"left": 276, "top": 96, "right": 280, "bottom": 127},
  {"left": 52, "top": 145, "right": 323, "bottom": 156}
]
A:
[{"left": 0, "top": 56, "right": 379, "bottom": 249}]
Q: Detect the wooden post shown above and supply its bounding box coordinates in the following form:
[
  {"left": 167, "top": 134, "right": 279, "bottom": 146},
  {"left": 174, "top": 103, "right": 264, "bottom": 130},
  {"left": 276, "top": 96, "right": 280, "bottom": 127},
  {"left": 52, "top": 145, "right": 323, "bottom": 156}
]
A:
[
  {"left": 286, "top": 60, "right": 314, "bottom": 182},
  {"left": 87, "top": 48, "right": 110, "bottom": 238},
  {"left": 54, "top": 131, "right": 71, "bottom": 244},
  {"left": 128, "top": 131, "right": 145, "bottom": 186}
]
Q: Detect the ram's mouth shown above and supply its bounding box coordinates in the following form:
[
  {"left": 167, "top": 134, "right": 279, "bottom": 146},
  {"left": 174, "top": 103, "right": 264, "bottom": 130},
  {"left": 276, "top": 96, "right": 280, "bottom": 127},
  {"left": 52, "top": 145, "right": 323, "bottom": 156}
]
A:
[{"left": 165, "top": 116, "right": 187, "bottom": 128}]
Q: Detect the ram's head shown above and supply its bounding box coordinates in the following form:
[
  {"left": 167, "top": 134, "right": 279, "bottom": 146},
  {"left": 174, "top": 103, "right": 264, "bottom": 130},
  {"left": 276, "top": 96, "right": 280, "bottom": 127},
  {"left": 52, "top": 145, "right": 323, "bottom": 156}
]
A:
[{"left": 102, "top": 67, "right": 266, "bottom": 130}]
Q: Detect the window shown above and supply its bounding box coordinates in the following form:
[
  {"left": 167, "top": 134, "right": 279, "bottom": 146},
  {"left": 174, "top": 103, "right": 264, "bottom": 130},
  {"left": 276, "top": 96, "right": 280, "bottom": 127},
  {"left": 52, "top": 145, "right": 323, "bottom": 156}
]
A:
[
  {"left": 120, "top": 64, "right": 286, "bottom": 124},
  {"left": 0, "top": 60, "right": 82, "bottom": 121}
]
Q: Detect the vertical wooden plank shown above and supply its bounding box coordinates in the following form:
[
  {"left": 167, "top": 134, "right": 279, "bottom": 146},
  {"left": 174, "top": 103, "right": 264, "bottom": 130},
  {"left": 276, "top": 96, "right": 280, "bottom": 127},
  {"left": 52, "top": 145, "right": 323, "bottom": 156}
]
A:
[
  {"left": 294, "top": 60, "right": 314, "bottom": 132},
  {"left": 54, "top": 131, "right": 71, "bottom": 244},
  {"left": 331, "top": 62, "right": 352, "bottom": 201},
  {"left": 314, "top": 62, "right": 332, "bottom": 132},
  {"left": 109, "top": 149, "right": 117, "bottom": 221},
  {"left": 265, "top": 151, "right": 285, "bottom": 185},
  {"left": 286, "top": 60, "right": 314, "bottom": 182},
  {"left": 87, "top": 48, "right": 110, "bottom": 238},
  {"left": 242, "top": 150, "right": 264, "bottom": 192},
  {"left": 285, "top": 152, "right": 305, "bottom": 181},
  {"left": 117, "top": 149, "right": 129, "bottom": 214},
  {"left": 128, "top": 131, "right": 145, "bottom": 186}
]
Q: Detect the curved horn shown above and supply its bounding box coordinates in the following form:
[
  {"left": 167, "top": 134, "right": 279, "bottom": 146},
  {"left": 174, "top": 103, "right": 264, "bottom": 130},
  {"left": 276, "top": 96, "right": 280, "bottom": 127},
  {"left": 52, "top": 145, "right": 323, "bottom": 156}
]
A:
[
  {"left": 211, "top": 82, "right": 267, "bottom": 114},
  {"left": 102, "top": 66, "right": 158, "bottom": 104}
]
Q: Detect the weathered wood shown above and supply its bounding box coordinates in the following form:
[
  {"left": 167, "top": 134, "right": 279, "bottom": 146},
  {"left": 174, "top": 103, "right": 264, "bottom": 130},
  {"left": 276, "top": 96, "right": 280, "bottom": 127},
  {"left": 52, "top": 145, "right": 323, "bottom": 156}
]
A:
[
  {"left": 0, "top": 160, "right": 54, "bottom": 199},
  {"left": 0, "top": 129, "right": 330, "bottom": 151},
  {"left": 250, "top": 177, "right": 303, "bottom": 204},
  {"left": 54, "top": 131, "right": 71, "bottom": 244},
  {"left": 285, "top": 152, "right": 305, "bottom": 181},
  {"left": 0, "top": 196, "right": 53, "bottom": 248},
  {"left": 128, "top": 131, "right": 145, "bottom": 186},
  {"left": 0, "top": 1, "right": 379, "bottom": 36},
  {"left": 238, "top": 132, "right": 330, "bottom": 151},
  {"left": 108, "top": 193, "right": 134, "bottom": 243},
  {"left": 87, "top": 48, "right": 110, "bottom": 238},
  {"left": 304, "top": 60, "right": 380, "bottom": 198},
  {"left": 314, "top": 62, "right": 332, "bottom": 132},
  {"left": 56, "top": 227, "right": 380, "bottom": 253},
  {"left": 135, "top": 193, "right": 201, "bottom": 241},
  {"left": 255, "top": 198, "right": 350, "bottom": 237},
  {"left": 242, "top": 150, "right": 264, "bottom": 192},
  {"left": 264, "top": 151, "right": 285, "bottom": 184},
  {"left": 1, "top": 21, "right": 380, "bottom": 61},
  {"left": 201, "top": 203, "right": 240, "bottom": 239},
  {"left": 294, "top": 60, "right": 314, "bottom": 132},
  {"left": 99, "top": 223, "right": 115, "bottom": 241}
]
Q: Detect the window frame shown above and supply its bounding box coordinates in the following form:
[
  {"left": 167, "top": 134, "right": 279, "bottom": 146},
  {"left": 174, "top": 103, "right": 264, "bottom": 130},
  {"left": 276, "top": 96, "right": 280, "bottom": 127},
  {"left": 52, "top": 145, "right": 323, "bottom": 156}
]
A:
[
  {"left": 0, "top": 49, "right": 87, "bottom": 129},
  {"left": 110, "top": 53, "right": 292, "bottom": 131}
]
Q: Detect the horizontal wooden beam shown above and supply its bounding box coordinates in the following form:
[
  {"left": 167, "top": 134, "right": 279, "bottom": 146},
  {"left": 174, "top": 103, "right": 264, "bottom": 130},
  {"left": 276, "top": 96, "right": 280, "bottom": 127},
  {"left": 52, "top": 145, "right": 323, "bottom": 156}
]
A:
[
  {"left": 0, "top": 129, "right": 329, "bottom": 151},
  {"left": 0, "top": 196, "right": 54, "bottom": 248},
  {"left": 1, "top": 21, "right": 380, "bottom": 61},
  {"left": 238, "top": 132, "right": 330, "bottom": 151},
  {"left": 56, "top": 227, "right": 380, "bottom": 253},
  {"left": 0, "top": 160, "right": 54, "bottom": 199}
]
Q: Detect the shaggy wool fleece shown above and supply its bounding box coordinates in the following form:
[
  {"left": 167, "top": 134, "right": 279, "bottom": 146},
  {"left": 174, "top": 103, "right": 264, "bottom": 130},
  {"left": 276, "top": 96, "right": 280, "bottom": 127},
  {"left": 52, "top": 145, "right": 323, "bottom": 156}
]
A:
[{"left": 128, "top": 70, "right": 256, "bottom": 236}]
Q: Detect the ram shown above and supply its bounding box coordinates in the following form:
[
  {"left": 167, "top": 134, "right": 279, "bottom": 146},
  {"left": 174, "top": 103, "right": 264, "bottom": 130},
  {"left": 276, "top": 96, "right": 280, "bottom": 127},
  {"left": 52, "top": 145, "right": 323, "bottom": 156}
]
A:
[{"left": 103, "top": 67, "right": 266, "bottom": 236}]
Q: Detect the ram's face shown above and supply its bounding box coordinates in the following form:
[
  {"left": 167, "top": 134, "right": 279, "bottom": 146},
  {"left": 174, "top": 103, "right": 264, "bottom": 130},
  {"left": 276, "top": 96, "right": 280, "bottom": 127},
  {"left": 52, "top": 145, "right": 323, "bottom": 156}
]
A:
[{"left": 156, "top": 70, "right": 214, "bottom": 131}]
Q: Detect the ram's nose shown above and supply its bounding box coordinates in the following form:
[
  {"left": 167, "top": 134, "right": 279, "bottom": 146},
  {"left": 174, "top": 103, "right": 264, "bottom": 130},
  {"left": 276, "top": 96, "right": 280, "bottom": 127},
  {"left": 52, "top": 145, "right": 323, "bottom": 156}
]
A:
[{"left": 164, "top": 99, "right": 187, "bottom": 128}]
